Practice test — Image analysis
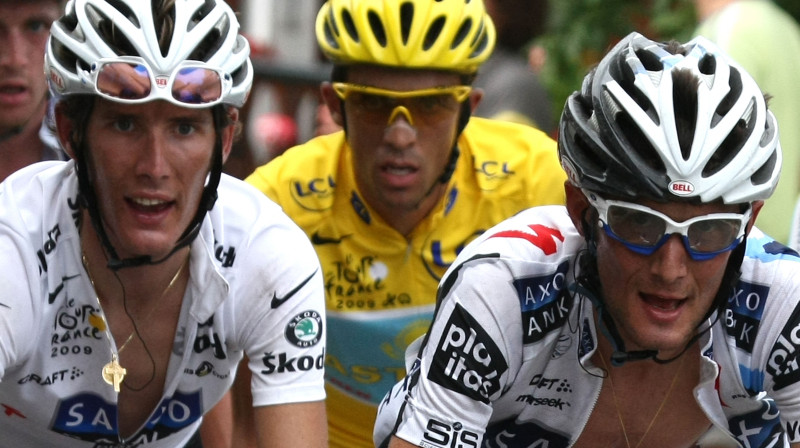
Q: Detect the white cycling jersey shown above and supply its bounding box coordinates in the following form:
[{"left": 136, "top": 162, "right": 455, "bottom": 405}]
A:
[
  {"left": 0, "top": 161, "right": 326, "bottom": 447},
  {"left": 375, "top": 205, "right": 800, "bottom": 448}
]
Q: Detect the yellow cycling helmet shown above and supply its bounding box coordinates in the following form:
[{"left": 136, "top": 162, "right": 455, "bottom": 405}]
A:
[{"left": 316, "top": 0, "right": 496, "bottom": 74}]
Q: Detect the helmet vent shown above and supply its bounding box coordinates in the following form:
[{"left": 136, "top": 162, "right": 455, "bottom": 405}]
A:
[
  {"left": 714, "top": 66, "right": 743, "bottom": 121},
  {"left": 326, "top": 6, "right": 340, "bottom": 41},
  {"left": 635, "top": 49, "right": 663, "bottom": 72},
  {"left": 751, "top": 149, "right": 778, "bottom": 186},
  {"left": 698, "top": 54, "right": 716, "bottom": 75},
  {"left": 399, "top": 2, "right": 414, "bottom": 45},
  {"left": 672, "top": 69, "right": 698, "bottom": 160},
  {"left": 616, "top": 110, "right": 666, "bottom": 174},
  {"left": 452, "top": 18, "right": 472, "bottom": 50},
  {"left": 106, "top": 0, "right": 139, "bottom": 27},
  {"left": 89, "top": 4, "right": 138, "bottom": 57},
  {"left": 367, "top": 11, "right": 387, "bottom": 47},
  {"left": 423, "top": 16, "right": 446, "bottom": 51},
  {"left": 189, "top": 15, "right": 229, "bottom": 62},
  {"left": 469, "top": 19, "right": 490, "bottom": 59},
  {"left": 703, "top": 100, "right": 755, "bottom": 178},
  {"left": 341, "top": 10, "right": 359, "bottom": 43},
  {"left": 189, "top": 1, "right": 216, "bottom": 31}
]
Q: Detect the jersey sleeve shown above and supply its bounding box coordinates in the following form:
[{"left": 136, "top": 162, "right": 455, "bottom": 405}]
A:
[
  {"left": 232, "top": 213, "right": 327, "bottom": 407},
  {"left": 753, "top": 255, "right": 800, "bottom": 442},
  {"left": 377, "top": 254, "right": 524, "bottom": 446},
  {"left": 0, "top": 218, "right": 40, "bottom": 381}
]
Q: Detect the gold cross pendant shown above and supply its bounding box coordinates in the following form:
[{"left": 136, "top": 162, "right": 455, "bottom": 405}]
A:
[{"left": 102, "top": 354, "right": 127, "bottom": 392}]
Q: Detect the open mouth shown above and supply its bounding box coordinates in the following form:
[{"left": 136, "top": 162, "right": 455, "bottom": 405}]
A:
[
  {"left": 641, "top": 293, "right": 685, "bottom": 312},
  {"left": 128, "top": 197, "right": 172, "bottom": 213},
  {"left": 0, "top": 86, "right": 25, "bottom": 94}
]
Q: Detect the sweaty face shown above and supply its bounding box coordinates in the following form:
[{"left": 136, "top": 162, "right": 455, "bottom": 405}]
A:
[
  {"left": 0, "top": 1, "right": 59, "bottom": 133},
  {"left": 83, "top": 99, "right": 218, "bottom": 260},
  {"left": 342, "top": 66, "right": 464, "bottom": 221},
  {"left": 593, "top": 198, "right": 742, "bottom": 358}
]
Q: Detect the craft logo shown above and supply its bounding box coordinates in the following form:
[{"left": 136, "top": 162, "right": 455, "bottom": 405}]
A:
[
  {"left": 18, "top": 367, "right": 84, "bottom": 386},
  {"left": 428, "top": 304, "right": 507, "bottom": 404},
  {"left": 420, "top": 419, "right": 479, "bottom": 448},
  {"left": 513, "top": 261, "right": 570, "bottom": 344},
  {"left": 725, "top": 280, "right": 768, "bottom": 353},
  {"left": 766, "top": 305, "right": 800, "bottom": 390},
  {"left": 285, "top": 310, "right": 323, "bottom": 348}
]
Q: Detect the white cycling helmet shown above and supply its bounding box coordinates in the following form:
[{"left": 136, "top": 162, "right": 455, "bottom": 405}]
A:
[
  {"left": 558, "top": 32, "right": 781, "bottom": 204},
  {"left": 45, "top": 0, "right": 252, "bottom": 108}
]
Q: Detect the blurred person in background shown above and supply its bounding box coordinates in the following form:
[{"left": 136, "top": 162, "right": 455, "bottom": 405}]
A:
[
  {"left": 473, "top": 0, "right": 554, "bottom": 133},
  {"left": 0, "top": 0, "right": 65, "bottom": 182},
  {"left": 695, "top": 0, "right": 800, "bottom": 245}
]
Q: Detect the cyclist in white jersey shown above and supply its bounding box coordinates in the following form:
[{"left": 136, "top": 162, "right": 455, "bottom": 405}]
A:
[
  {"left": 375, "top": 32, "right": 800, "bottom": 447},
  {"left": 0, "top": 0, "right": 327, "bottom": 446}
]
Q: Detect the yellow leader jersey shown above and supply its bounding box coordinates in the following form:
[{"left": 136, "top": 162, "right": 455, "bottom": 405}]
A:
[{"left": 246, "top": 117, "right": 566, "bottom": 447}]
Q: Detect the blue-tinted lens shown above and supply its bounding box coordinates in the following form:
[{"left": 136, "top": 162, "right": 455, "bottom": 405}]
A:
[{"left": 171, "top": 67, "right": 222, "bottom": 104}]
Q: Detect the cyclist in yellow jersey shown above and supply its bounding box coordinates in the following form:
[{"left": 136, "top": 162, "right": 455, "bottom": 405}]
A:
[{"left": 245, "top": 1, "right": 566, "bottom": 446}]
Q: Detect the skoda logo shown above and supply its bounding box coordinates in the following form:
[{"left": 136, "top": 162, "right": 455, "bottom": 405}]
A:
[{"left": 668, "top": 180, "right": 695, "bottom": 196}]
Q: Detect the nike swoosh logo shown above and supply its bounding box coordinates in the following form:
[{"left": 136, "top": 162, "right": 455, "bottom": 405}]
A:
[
  {"left": 271, "top": 269, "right": 318, "bottom": 309},
  {"left": 311, "top": 232, "right": 351, "bottom": 245}
]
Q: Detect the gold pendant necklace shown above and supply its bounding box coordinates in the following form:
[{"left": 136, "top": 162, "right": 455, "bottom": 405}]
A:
[
  {"left": 82, "top": 250, "right": 189, "bottom": 392},
  {"left": 597, "top": 348, "right": 685, "bottom": 448}
]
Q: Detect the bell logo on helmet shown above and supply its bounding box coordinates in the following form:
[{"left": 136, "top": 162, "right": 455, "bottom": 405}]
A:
[
  {"left": 669, "top": 180, "right": 695, "bottom": 196},
  {"left": 49, "top": 69, "right": 65, "bottom": 93}
]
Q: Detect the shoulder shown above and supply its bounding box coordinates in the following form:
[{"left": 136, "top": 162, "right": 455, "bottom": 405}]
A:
[
  {"left": 457, "top": 118, "right": 565, "bottom": 203},
  {"left": 447, "top": 205, "right": 582, "bottom": 278},
  {"left": 209, "top": 175, "right": 313, "bottom": 250},
  {"left": 0, "top": 161, "right": 74, "bottom": 228}
]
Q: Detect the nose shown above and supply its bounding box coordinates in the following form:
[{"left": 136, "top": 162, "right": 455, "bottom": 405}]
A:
[
  {"left": 649, "top": 235, "right": 690, "bottom": 282},
  {"left": 1, "top": 30, "right": 31, "bottom": 67},
  {"left": 383, "top": 106, "right": 417, "bottom": 150},
  {"left": 136, "top": 130, "right": 171, "bottom": 180}
]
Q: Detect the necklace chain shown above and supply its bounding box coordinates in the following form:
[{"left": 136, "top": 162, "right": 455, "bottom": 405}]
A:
[
  {"left": 82, "top": 249, "right": 189, "bottom": 392},
  {"left": 597, "top": 348, "right": 685, "bottom": 448}
]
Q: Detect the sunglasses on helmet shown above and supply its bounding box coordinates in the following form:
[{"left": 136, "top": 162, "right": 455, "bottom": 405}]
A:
[{"left": 89, "top": 56, "right": 232, "bottom": 108}]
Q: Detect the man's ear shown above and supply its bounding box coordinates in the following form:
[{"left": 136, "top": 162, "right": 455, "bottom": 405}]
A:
[
  {"left": 54, "top": 102, "right": 77, "bottom": 159},
  {"left": 565, "top": 182, "right": 590, "bottom": 237},
  {"left": 221, "top": 107, "right": 240, "bottom": 164},
  {"left": 468, "top": 87, "right": 483, "bottom": 112},
  {"left": 747, "top": 200, "right": 765, "bottom": 233},
  {"left": 319, "top": 82, "right": 345, "bottom": 127}
]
